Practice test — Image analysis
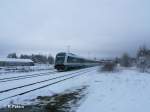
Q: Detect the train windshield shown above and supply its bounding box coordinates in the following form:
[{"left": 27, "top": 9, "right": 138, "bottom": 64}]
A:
[{"left": 55, "top": 53, "right": 66, "bottom": 64}]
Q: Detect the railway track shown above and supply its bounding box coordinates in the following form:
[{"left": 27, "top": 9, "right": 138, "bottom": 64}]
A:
[
  {"left": 0, "top": 70, "right": 57, "bottom": 83},
  {"left": 0, "top": 67, "right": 96, "bottom": 102},
  {"left": 0, "top": 70, "right": 86, "bottom": 94}
]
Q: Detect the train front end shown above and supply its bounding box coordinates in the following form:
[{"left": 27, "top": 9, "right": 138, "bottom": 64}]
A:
[{"left": 54, "top": 53, "right": 66, "bottom": 71}]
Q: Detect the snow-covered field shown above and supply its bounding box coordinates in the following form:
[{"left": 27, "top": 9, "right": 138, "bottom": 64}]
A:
[
  {"left": 77, "top": 68, "right": 150, "bottom": 112},
  {"left": 0, "top": 66, "right": 150, "bottom": 112}
]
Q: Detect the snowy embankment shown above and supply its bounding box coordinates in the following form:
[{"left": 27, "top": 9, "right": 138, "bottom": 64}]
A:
[{"left": 77, "top": 68, "right": 150, "bottom": 112}]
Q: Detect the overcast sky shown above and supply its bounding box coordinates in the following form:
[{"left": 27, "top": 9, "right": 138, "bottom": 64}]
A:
[{"left": 0, "top": 0, "right": 150, "bottom": 58}]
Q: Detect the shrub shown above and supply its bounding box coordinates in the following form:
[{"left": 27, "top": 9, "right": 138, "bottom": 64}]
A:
[{"left": 101, "top": 62, "right": 116, "bottom": 72}]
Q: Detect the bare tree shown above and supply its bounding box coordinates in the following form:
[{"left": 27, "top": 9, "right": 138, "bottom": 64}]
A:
[
  {"left": 47, "top": 55, "right": 54, "bottom": 64},
  {"left": 120, "top": 53, "right": 131, "bottom": 67},
  {"left": 136, "top": 45, "right": 150, "bottom": 72}
]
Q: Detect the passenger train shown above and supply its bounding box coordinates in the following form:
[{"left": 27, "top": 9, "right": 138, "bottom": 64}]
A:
[{"left": 54, "top": 52, "right": 99, "bottom": 71}]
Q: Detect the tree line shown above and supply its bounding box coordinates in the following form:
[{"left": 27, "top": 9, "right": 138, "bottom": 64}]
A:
[
  {"left": 7, "top": 53, "right": 54, "bottom": 64},
  {"left": 102, "top": 45, "right": 150, "bottom": 72},
  {"left": 114, "top": 45, "right": 150, "bottom": 72}
]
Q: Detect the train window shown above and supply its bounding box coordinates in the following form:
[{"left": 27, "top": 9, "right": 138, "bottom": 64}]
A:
[
  {"left": 67, "top": 57, "right": 88, "bottom": 63},
  {"left": 57, "top": 53, "right": 66, "bottom": 57},
  {"left": 79, "top": 59, "right": 84, "bottom": 63},
  {"left": 67, "top": 56, "right": 78, "bottom": 63}
]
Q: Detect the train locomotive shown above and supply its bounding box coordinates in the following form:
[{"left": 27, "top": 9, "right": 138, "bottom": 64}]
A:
[{"left": 54, "top": 52, "right": 99, "bottom": 71}]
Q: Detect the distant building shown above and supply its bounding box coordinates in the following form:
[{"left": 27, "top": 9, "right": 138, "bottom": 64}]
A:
[{"left": 0, "top": 58, "right": 34, "bottom": 66}]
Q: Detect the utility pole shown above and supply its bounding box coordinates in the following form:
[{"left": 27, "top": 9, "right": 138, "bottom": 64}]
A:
[{"left": 67, "top": 45, "right": 70, "bottom": 53}]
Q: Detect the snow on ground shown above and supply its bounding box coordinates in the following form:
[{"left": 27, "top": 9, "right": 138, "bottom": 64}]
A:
[
  {"left": 0, "top": 67, "right": 96, "bottom": 107},
  {"left": 1, "top": 66, "right": 150, "bottom": 112},
  {"left": 77, "top": 68, "right": 150, "bottom": 112}
]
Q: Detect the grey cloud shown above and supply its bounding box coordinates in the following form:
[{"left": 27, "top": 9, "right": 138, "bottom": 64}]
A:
[{"left": 0, "top": 0, "right": 150, "bottom": 58}]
